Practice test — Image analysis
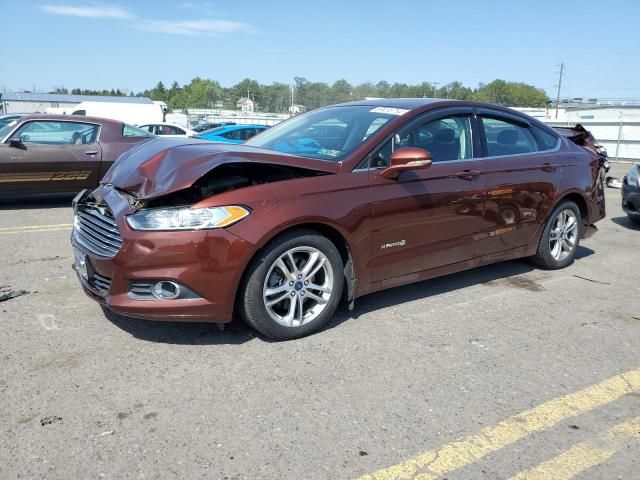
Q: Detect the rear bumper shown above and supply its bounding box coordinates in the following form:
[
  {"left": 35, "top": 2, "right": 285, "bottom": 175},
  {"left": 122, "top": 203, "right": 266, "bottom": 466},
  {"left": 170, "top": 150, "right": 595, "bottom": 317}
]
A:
[{"left": 622, "top": 181, "right": 640, "bottom": 218}]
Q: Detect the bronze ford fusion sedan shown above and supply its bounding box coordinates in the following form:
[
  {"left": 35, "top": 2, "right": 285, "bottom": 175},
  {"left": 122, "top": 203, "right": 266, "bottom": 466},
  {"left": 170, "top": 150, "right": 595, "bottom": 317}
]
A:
[{"left": 71, "top": 99, "right": 606, "bottom": 339}]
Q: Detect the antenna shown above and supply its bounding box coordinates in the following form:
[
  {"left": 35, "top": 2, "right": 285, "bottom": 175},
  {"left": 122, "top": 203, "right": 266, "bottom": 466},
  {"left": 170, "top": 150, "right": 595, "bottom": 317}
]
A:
[{"left": 555, "top": 62, "right": 564, "bottom": 119}]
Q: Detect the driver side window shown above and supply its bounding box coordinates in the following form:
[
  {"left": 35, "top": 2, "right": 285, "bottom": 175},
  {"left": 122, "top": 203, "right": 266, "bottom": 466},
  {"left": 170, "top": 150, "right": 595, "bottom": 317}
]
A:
[
  {"left": 13, "top": 121, "right": 99, "bottom": 145},
  {"left": 396, "top": 115, "right": 473, "bottom": 163},
  {"left": 367, "top": 114, "right": 474, "bottom": 168}
]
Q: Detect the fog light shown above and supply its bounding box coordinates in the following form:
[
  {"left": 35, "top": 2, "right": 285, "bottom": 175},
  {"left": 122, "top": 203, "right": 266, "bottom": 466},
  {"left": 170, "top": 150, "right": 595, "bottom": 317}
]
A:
[{"left": 152, "top": 281, "right": 181, "bottom": 300}]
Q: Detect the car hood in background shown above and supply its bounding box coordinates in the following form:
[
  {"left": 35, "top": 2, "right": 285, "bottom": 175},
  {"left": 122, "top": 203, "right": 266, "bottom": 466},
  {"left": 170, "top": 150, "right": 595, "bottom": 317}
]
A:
[{"left": 101, "top": 138, "right": 339, "bottom": 200}]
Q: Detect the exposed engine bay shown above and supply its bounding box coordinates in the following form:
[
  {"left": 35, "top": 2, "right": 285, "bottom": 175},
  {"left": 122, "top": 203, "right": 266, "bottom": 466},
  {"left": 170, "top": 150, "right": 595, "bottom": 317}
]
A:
[{"left": 142, "top": 162, "right": 327, "bottom": 208}]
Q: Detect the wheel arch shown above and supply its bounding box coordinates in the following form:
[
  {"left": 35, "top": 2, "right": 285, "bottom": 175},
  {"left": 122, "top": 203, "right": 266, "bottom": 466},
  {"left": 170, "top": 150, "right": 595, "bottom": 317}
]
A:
[
  {"left": 233, "top": 221, "right": 357, "bottom": 315},
  {"left": 550, "top": 189, "right": 589, "bottom": 225}
]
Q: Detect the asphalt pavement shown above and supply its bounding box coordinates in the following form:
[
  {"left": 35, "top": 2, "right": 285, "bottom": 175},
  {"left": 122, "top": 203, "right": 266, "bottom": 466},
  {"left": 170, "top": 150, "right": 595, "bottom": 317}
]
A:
[{"left": 1, "top": 164, "right": 639, "bottom": 480}]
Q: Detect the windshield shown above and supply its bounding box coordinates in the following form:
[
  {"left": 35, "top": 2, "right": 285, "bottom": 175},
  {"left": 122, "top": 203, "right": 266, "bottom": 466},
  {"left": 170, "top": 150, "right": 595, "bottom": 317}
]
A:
[
  {"left": 0, "top": 120, "right": 19, "bottom": 140},
  {"left": 0, "top": 116, "right": 21, "bottom": 128},
  {"left": 245, "top": 105, "right": 399, "bottom": 161}
]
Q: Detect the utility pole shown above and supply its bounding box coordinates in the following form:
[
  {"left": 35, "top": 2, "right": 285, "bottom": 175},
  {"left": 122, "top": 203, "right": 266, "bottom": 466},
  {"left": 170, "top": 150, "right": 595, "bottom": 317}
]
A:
[
  {"left": 555, "top": 62, "right": 564, "bottom": 119},
  {"left": 290, "top": 83, "right": 294, "bottom": 116},
  {"left": 432, "top": 82, "right": 440, "bottom": 98}
]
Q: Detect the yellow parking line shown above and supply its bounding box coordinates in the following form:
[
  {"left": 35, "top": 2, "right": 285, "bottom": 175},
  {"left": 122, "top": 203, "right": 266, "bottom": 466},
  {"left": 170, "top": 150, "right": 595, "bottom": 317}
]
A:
[
  {"left": 356, "top": 368, "right": 640, "bottom": 480},
  {"left": 508, "top": 416, "right": 640, "bottom": 480},
  {"left": 0, "top": 223, "right": 72, "bottom": 235}
]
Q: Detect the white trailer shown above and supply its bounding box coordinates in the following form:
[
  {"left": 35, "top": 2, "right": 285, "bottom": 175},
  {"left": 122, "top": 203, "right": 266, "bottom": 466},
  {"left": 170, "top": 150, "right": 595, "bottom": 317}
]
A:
[{"left": 68, "top": 101, "right": 165, "bottom": 125}]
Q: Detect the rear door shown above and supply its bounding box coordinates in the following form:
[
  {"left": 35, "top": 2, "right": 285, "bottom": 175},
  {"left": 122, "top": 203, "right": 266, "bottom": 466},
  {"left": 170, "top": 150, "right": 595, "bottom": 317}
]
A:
[
  {"left": 0, "top": 120, "right": 102, "bottom": 195},
  {"left": 369, "top": 107, "right": 490, "bottom": 282},
  {"left": 475, "top": 110, "right": 563, "bottom": 255}
]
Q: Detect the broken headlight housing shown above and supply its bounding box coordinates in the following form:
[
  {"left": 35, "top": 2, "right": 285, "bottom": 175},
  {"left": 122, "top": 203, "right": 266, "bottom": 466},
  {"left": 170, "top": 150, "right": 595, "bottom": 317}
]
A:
[{"left": 126, "top": 205, "right": 251, "bottom": 231}]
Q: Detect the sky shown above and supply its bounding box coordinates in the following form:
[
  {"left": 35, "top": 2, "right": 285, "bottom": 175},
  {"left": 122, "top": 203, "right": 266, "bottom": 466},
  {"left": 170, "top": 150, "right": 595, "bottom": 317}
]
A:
[{"left": 1, "top": 0, "right": 639, "bottom": 100}]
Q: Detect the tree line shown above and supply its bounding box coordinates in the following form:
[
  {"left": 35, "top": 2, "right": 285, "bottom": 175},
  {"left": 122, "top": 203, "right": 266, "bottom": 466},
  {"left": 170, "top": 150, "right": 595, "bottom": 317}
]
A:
[{"left": 52, "top": 77, "right": 550, "bottom": 112}]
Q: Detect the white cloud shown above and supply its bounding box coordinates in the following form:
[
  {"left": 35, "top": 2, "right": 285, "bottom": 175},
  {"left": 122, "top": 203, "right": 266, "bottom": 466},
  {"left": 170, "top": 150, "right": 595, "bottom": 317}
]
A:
[
  {"left": 38, "top": 3, "right": 253, "bottom": 37},
  {"left": 40, "top": 3, "right": 134, "bottom": 20},
  {"left": 137, "top": 19, "right": 254, "bottom": 36}
]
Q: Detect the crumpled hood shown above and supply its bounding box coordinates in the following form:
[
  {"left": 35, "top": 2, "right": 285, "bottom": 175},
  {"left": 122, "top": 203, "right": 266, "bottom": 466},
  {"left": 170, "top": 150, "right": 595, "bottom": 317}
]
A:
[{"left": 101, "top": 138, "right": 339, "bottom": 199}]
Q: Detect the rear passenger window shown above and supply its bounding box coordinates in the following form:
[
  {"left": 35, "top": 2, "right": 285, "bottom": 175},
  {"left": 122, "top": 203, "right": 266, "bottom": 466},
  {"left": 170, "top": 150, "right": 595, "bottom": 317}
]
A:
[
  {"left": 480, "top": 117, "right": 537, "bottom": 157},
  {"left": 531, "top": 125, "right": 560, "bottom": 151}
]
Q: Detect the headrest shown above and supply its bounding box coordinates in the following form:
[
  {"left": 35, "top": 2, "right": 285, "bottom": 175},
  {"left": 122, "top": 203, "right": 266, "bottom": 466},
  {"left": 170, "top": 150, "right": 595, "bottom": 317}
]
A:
[
  {"left": 435, "top": 128, "right": 455, "bottom": 142},
  {"left": 497, "top": 129, "right": 518, "bottom": 145}
]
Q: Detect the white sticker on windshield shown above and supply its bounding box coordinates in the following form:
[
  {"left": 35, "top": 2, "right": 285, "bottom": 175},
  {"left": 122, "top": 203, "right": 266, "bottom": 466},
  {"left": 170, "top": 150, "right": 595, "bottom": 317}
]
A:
[{"left": 369, "top": 107, "right": 410, "bottom": 116}]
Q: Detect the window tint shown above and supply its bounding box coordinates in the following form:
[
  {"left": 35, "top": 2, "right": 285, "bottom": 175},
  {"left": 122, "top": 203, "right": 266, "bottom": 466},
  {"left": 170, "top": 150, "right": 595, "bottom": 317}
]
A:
[
  {"left": 123, "top": 124, "right": 155, "bottom": 138},
  {"left": 13, "top": 121, "right": 99, "bottom": 145},
  {"left": 481, "top": 116, "right": 537, "bottom": 157},
  {"left": 396, "top": 115, "right": 473, "bottom": 163},
  {"left": 531, "top": 125, "right": 560, "bottom": 151}
]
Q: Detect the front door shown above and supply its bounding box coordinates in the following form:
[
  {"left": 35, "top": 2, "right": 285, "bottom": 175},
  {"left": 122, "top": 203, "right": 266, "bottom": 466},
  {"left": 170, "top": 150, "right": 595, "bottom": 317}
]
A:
[
  {"left": 369, "top": 109, "right": 491, "bottom": 283},
  {"left": 0, "top": 120, "right": 102, "bottom": 195}
]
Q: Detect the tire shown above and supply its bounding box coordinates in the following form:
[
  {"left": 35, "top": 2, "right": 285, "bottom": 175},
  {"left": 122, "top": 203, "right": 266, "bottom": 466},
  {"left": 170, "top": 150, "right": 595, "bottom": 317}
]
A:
[
  {"left": 531, "top": 200, "right": 582, "bottom": 270},
  {"left": 238, "top": 229, "right": 344, "bottom": 340}
]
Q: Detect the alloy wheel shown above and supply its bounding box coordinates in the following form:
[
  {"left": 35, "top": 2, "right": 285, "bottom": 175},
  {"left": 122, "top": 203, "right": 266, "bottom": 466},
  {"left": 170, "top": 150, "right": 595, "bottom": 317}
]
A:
[
  {"left": 549, "top": 209, "right": 578, "bottom": 261},
  {"left": 262, "top": 246, "right": 334, "bottom": 328}
]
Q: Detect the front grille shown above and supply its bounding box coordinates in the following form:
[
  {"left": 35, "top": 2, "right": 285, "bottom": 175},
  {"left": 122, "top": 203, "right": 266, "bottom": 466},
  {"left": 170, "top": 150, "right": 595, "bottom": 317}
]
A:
[
  {"left": 90, "top": 272, "right": 112, "bottom": 295},
  {"left": 73, "top": 206, "right": 123, "bottom": 258}
]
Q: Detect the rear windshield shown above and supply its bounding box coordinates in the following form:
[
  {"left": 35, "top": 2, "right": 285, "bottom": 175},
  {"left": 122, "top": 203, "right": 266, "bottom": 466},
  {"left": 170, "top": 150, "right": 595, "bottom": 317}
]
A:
[{"left": 123, "top": 124, "right": 155, "bottom": 138}]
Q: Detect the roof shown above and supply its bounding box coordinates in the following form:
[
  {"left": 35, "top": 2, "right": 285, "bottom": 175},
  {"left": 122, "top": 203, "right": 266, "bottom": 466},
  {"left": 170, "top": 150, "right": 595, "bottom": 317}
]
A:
[
  {"left": 339, "top": 98, "right": 452, "bottom": 109},
  {"left": 18, "top": 113, "right": 125, "bottom": 125},
  {"left": 1, "top": 92, "right": 153, "bottom": 104}
]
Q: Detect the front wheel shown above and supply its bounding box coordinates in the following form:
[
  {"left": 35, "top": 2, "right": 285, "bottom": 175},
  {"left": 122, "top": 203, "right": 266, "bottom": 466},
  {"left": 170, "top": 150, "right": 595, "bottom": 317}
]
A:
[
  {"left": 531, "top": 200, "right": 582, "bottom": 269},
  {"left": 239, "top": 230, "right": 344, "bottom": 340}
]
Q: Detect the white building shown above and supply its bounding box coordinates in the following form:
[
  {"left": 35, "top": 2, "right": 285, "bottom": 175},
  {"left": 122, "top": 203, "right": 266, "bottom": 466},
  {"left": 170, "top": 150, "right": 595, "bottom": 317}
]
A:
[
  {"left": 236, "top": 97, "right": 256, "bottom": 112},
  {"left": 0, "top": 92, "right": 154, "bottom": 114}
]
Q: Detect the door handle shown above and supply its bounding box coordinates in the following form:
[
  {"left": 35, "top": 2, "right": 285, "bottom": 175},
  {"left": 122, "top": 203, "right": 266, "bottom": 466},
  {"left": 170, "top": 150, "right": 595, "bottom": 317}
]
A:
[
  {"left": 455, "top": 169, "right": 481, "bottom": 180},
  {"left": 85, "top": 150, "right": 99, "bottom": 156},
  {"left": 542, "top": 163, "right": 556, "bottom": 172}
]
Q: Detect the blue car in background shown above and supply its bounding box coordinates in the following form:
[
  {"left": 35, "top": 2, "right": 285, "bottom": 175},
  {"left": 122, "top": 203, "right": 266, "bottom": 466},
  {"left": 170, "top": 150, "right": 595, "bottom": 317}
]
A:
[{"left": 195, "top": 124, "right": 268, "bottom": 143}]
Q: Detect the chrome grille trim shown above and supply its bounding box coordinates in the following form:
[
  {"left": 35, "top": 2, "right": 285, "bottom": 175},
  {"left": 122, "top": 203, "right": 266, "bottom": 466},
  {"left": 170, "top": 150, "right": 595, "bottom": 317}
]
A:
[{"left": 73, "top": 206, "right": 123, "bottom": 258}]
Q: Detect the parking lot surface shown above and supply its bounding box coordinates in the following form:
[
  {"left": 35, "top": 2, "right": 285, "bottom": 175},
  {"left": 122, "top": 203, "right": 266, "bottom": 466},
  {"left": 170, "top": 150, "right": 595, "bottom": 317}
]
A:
[{"left": 1, "top": 166, "right": 639, "bottom": 479}]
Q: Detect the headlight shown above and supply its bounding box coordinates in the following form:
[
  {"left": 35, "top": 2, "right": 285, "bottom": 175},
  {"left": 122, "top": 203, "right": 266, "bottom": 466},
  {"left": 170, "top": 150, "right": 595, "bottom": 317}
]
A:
[
  {"left": 126, "top": 205, "right": 250, "bottom": 231},
  {"left": 627, "top": 166, "right": 640, "bottom": 187}
]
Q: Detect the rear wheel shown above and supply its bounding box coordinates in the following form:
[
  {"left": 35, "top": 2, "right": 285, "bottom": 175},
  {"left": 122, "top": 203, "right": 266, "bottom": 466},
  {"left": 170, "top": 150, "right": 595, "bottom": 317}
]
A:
[
  {"left": 531, "top": 200, "right": 582, "bottom": 269},
  {"left": 239, "top": 230, "right": 344, "bottom": 340}
]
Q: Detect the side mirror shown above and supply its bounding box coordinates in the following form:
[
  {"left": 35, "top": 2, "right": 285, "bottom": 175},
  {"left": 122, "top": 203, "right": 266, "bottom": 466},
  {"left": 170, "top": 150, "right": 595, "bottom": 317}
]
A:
[
  {"left": 380, "top": 147, "right": 432, "bottom": 179},
  {"left": 9, "top": 138, "right": 27, "bottom": 150}
]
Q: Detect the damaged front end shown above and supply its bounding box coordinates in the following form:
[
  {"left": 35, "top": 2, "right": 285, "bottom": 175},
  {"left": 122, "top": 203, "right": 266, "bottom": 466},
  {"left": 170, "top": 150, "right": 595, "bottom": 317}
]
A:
[{"left": 70, "top": 141, "right": 339, "bottom": 323}]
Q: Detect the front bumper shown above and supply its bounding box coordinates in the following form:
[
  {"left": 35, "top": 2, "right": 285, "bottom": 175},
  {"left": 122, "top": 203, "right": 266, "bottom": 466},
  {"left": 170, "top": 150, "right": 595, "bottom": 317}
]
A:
[
  {"left": 71, "top": 187, "right": 257, "bottom": 323},
  {"left": 622, "top": 180, "right": 640, "bottom": 218}
]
